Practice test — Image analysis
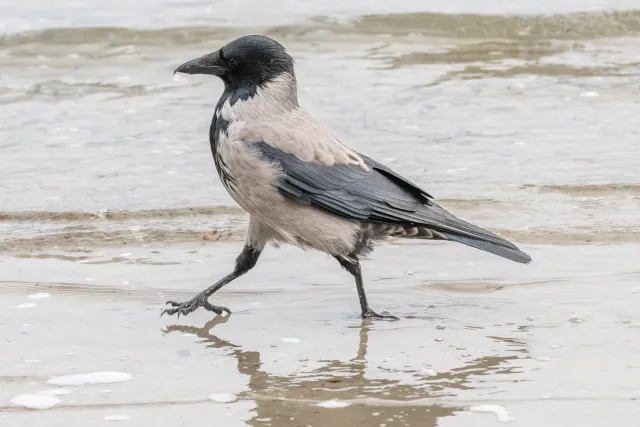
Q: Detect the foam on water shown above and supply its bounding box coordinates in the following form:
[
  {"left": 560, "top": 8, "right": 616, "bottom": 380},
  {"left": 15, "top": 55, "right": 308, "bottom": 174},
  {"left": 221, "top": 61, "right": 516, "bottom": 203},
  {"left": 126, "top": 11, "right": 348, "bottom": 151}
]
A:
[
  {"left": 316, "top": 399, "right": 351, "bottom": 408},
  {"left": 10, "top": 394, "right": 61, "bottom": 409},
  {"left": 15, "top": 303, "right": 36, "bottom": 308},
  {"left": 48, "top": 371, "right": 133, "bottom": 386},
  {"left": 28, "top": 293, "right": 51, "bottom": 299},
  {"left": 281, "top": 338, "right": 300, "bottom": 343},
  {"left": 469, "top": 405, "right": 514, "bottom": 422},
  {"left": 209, "top": 393, "right": 237, "bottom": 403}
]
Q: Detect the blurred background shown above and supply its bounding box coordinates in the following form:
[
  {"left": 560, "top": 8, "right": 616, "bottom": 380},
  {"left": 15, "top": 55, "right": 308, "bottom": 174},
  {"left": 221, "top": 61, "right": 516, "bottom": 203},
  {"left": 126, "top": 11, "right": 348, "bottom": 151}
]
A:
[{"left": 1, "top": 1, "right": 640, "bottom": 426}]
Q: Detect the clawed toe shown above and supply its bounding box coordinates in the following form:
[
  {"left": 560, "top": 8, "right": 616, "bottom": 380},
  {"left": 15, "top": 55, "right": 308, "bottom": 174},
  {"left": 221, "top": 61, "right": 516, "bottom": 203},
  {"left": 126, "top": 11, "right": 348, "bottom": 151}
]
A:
[
  {"left": 161, "top": 295, "right": 230, "bottom": 318},
  {"left": 202, "top": 301, "right": 231, "bottom": 316},
  {"left": 362, "top": 308, "right": 399, "bottom": 321}
]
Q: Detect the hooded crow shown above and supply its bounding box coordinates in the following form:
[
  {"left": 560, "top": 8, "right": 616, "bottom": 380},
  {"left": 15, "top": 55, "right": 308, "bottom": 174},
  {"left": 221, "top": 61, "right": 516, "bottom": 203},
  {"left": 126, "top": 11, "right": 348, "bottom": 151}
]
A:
[{"left": 163, "top": 35, "right": 531, "bottom": 321}]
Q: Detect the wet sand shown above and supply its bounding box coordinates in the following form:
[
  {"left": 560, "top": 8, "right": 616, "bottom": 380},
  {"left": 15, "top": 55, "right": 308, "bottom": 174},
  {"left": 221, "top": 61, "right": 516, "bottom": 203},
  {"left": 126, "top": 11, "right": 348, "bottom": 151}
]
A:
[
  {"left": 3, "top": 0, "right": 640, "bottom": 425},
  {"left": 2, "top": 241, "right": 640, "bottom": 426}
]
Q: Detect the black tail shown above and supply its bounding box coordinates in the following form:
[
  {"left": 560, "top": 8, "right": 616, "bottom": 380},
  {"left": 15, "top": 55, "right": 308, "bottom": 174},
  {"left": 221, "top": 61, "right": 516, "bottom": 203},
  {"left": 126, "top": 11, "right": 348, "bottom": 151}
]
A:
[
  {"left": 438, "top": 231, "right": 531, "bottom": 264},
  {"left": 411, "top": 202, "right": 532, "bottom": 264}
]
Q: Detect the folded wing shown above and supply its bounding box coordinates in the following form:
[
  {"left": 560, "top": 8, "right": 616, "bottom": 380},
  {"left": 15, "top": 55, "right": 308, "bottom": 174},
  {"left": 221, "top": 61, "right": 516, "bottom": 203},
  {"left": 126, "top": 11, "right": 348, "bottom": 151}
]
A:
[{"left": 251, "top": 140, "right": 531, "bottom": 264}]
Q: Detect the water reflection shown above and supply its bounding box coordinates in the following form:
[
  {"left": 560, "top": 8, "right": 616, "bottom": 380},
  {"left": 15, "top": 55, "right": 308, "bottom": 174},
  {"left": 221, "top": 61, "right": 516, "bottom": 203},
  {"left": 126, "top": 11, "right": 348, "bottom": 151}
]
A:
[{"left": 163, "top": 317, "right": 522, "bottom": 426}]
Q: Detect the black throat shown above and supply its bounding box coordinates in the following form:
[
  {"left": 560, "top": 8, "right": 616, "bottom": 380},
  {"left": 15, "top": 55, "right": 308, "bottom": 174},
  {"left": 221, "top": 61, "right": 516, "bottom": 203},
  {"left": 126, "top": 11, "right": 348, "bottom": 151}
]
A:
[{"left": 208, "top": 83, "right": 261, "bottom": 189}]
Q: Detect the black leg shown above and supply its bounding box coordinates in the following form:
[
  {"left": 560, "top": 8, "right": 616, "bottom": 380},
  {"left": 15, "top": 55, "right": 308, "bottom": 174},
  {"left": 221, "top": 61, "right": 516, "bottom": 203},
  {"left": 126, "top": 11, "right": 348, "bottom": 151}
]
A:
[
  {"left": 162, "top": 244, "right": 262, "bottom": 318},
  {"left": 335, "top": 256, "right": 399, "bottom": 321}
]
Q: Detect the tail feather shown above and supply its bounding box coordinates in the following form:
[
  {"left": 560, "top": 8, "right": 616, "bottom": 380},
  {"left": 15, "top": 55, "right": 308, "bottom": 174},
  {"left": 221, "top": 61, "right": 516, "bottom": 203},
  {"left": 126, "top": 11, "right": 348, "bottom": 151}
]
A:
[
  {"left": 413, "top": 203, "right": 521, "bottom": 251},
  {"left": 439, "top": 231, "right": 531, "bottom": 264},
  {"left": 406, "top": 202, "right": 532, "bottom": 264}
]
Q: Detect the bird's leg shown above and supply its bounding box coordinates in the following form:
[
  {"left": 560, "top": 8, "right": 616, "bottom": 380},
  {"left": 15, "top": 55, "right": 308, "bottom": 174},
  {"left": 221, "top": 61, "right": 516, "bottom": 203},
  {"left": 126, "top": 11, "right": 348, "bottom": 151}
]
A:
[
  {"left": 335, "top": 256, "right": 399, "bottom": 321},
  {"left": 162, "top": 244, "right": 262, "bottom": 318}
]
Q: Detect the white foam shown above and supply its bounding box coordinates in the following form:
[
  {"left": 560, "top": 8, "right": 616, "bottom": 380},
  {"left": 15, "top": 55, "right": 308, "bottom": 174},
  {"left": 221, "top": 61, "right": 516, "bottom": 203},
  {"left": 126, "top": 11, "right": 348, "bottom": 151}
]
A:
[
  {"left": 15, "top": 303, "right": 36, "bottom": 308},
  {"left": 316, "top": 399, "right": 351, "bottom": 408},
  {"left": 48, "top": 371, "right": 133, "bottom": 386},
  {"left": 10, "top": 394, "right": 61, "bottom": 409},
  {"left": 105, "top": 415, "right": 130, "bottom": 421},
  {"left": 29, "top": 293, "right": 51, "bottom": 299},
  {"left": 281, "top": 338, "right": 300, "bottom": 343},
  {"left": 469, "top": 405, "right": 514, "bottom": 422},
  {"left": 420, "top": 369, "right": 437, "bottom": 376},
  {"left": 209, "top": 393, "right": 237, "bottom": 403},
  {"left": 37, "top": 388, "right": 70, "bottom": 396},
  {"left": 581, "top": 91, "right": 599, "bottom": 98}
]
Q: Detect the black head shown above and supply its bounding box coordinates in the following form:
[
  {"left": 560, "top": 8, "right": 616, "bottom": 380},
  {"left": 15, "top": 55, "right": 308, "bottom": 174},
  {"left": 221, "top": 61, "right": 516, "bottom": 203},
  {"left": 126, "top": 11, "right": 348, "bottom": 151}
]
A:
[{"left": 174, "top": 35, "right": 295, "bottom": 88}]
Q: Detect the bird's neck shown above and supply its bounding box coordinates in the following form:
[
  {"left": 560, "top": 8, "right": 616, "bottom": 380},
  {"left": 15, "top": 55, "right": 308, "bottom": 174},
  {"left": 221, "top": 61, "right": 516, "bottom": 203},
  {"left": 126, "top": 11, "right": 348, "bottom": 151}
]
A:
[
  {"left": 209, "top": 72, "right": 299, "bottom": 163},
  {"left": 216, "top": 72, "right": 299, "bottom": 124},
  {"left": 254, "top": 72, "right": 300, "bottom": 111}
]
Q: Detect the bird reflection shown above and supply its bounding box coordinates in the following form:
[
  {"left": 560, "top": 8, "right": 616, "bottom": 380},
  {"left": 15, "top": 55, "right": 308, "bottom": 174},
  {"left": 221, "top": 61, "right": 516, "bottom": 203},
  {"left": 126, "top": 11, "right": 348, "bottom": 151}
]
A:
[{"left": 163, "top": 317, "right": 520, "bottom": 426}]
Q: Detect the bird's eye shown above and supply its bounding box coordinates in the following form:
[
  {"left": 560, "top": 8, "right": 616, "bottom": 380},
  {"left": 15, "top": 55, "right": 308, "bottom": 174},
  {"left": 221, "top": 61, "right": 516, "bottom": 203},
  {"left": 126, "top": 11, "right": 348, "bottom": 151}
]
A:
[{"left": 228, "top": 57, "right": 238, "bottom": 69}]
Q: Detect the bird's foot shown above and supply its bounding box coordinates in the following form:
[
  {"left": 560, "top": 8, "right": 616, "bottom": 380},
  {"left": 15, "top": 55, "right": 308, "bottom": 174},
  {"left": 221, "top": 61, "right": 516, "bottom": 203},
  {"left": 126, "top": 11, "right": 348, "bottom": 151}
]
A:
[
  {"left": 161, "top": 293, "right": 231, "bottom": 318},
  {"left": 362, "top": 308, "right": 399, "bottom": 321}
]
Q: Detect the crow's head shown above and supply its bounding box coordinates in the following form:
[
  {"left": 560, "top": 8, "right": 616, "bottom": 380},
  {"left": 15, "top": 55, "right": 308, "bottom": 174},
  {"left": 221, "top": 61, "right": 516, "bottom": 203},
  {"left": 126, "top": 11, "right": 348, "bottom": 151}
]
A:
[{"left": 174, "top": 35, "right": 295, "bottom": 89}]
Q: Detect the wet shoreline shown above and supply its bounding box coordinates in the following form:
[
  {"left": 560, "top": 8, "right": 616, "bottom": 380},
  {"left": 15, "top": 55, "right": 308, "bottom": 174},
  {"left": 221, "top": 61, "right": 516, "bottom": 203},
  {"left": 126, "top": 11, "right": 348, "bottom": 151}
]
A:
[{"left": 2, "top": 240, "right": 640, "bottom": 425}]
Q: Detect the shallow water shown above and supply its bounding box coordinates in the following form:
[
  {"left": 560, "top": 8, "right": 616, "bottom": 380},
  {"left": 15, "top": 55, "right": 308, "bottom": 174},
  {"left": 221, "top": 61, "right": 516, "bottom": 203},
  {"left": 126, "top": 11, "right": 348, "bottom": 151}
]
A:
[
  {"left": 1, "top": 0, "right": 640, "bottom": 425},
  {"left": 2, "top": 243, "right": 640, "bottom": 425}
]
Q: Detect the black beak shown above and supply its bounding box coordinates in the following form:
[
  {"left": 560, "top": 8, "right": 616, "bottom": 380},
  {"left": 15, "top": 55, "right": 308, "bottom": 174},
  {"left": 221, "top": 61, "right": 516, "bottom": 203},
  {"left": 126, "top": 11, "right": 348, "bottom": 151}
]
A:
[{"left": 174, "top": 52, "right": 226, "bottom": 76}]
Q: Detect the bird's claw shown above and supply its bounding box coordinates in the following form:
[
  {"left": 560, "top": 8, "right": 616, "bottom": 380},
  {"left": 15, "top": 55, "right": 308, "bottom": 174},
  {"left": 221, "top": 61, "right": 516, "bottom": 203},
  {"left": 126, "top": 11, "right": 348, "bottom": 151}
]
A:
[
  {"left": 362, "top": 308, "right": 399, "bottom": 321},
  {"left": 161, "top": 295, "right": 231, "bottom": 318}
]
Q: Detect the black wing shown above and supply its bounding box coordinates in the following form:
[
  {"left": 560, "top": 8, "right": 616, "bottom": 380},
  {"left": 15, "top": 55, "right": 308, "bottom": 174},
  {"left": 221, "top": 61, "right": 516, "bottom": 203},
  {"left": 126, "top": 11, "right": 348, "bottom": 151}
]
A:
[{"left": 253, "top": 142, "right": 530, "bottom": 262}]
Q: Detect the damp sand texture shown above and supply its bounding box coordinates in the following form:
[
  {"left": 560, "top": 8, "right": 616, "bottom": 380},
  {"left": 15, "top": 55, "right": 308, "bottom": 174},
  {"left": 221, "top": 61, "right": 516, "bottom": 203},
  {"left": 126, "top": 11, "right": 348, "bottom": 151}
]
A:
[{"left": 2, "top": 0, "right": 640, "bottom": 426}]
